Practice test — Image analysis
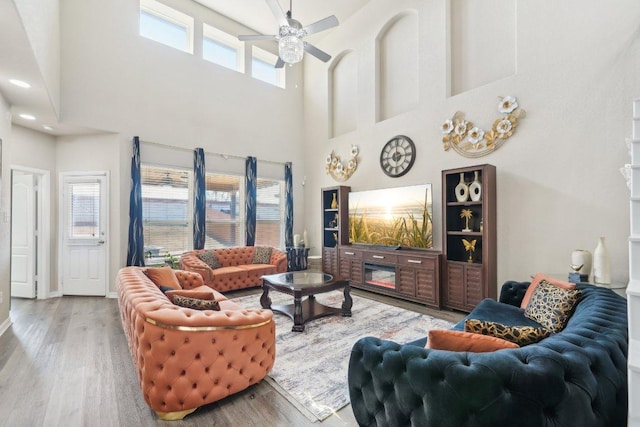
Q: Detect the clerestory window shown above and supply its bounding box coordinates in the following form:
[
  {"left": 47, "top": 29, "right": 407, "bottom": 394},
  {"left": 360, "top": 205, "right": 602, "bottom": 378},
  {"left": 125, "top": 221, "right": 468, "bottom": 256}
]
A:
[
  {"left": 252, "top": 46, "right": 285, "bottom": 89},
  {"left": 203, "top": 24, "right": 244, "bottom": 72},
  {"left": 139, "top": 0, "right": 194, "bottom": 54}
]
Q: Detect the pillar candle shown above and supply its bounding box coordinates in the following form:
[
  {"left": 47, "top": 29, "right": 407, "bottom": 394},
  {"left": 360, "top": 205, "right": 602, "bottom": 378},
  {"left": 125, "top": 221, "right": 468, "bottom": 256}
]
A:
[
  {"left": 303, "top": 230, "right": 309, "bottom": 247},
  {"left": 293, "top": 234, "right": 300, "bottom": 247}
]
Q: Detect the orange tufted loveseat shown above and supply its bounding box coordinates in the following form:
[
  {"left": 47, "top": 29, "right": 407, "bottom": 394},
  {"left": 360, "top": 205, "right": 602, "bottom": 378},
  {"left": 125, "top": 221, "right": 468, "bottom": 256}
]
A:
[
  {"left": 179, "top": 246, "right": 287, "bottom": 292},
  {"left": 116, "top": 267, "right": 276, "bottom": 420}
]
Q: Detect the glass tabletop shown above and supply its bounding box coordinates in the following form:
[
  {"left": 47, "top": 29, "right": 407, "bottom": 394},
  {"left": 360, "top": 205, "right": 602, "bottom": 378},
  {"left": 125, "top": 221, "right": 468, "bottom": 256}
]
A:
[{"left": 263, "top": 272, "right": 333, "bottom": 286}]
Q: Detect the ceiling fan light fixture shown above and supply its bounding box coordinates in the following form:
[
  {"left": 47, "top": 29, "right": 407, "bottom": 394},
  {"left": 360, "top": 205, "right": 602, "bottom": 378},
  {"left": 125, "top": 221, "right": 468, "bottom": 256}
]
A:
[{"left": 279, "top": 35, "right": 304, "bottom": 64}]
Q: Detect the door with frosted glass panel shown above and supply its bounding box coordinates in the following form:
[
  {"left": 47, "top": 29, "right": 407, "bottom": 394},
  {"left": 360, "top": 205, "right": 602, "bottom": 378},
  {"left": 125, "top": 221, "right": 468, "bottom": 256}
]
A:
[{"left": 60, "top": 174, "right": 108, "bottom": 296}]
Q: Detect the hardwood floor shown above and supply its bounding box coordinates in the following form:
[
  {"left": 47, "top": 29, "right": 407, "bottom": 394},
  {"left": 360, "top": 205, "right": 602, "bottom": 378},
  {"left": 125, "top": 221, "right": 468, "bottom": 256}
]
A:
[{"left": 0, "top": 290, "right": 463, "bottom": 427}]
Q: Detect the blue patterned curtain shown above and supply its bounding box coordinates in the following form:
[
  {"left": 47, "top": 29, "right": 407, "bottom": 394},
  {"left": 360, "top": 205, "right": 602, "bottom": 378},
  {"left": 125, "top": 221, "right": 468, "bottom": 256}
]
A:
[
  {"left": 193, "top": 148, "right": 206, "bottom": 250},
  {"left": 284, "top": 162, "right": 293, "bottom": 248},
  {"left": 245, "top": 156, "right": 257, "bottom": 246},
  {"left": 126, "top": 136, "right": 145, "bottom": 266}
]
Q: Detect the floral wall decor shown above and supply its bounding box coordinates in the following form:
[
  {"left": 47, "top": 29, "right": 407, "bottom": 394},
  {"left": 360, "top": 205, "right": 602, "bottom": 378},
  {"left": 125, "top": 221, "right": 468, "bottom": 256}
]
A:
[
  {"left": 325, "top": 145, "right": 359, "bottom": 182},
  {"left": 442, "top": 96, "right": 526, "bottom": 158}
]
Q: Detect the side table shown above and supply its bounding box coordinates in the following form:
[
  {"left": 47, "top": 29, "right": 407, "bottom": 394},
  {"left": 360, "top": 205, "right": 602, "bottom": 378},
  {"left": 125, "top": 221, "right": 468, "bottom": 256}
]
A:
[{"left": 286, "top": 247, "right": 310, "bottom": 271}]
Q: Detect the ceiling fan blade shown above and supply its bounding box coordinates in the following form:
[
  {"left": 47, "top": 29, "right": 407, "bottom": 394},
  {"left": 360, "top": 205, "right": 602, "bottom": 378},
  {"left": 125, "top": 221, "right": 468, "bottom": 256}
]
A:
[
  {"left": 265, "top": 0, "right": 289, "bottom": 28},
  {"left": 302, "top": 15, "right": 339, "bottom": 35},
  {"left": 238, "top": 34, "right": 277, "bottom": 42},
  {"left": 304, "top": 42, "right": 331, "bottom": 62},
  {"left": 275, "top": 57, "right": 285, "bottom": 69}
]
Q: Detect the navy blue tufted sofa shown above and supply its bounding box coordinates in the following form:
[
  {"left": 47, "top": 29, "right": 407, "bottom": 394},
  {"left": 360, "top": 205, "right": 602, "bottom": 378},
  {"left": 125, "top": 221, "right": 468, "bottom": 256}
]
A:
[{"left": 348, "top": 281, "right": 628, "bottom": 427}]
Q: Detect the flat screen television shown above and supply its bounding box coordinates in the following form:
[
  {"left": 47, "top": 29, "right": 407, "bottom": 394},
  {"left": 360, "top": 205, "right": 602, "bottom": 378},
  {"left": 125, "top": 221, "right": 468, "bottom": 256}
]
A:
[{"left": 348, "top": 184, "right": 433, "bottom": 249}]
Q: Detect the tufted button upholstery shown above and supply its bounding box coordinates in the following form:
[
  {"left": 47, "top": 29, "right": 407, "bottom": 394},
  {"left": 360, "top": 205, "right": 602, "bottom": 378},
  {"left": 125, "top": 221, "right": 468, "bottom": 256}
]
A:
[
  {"left": 498, "top": 280, "right": 530, "bottom": 307},
  {"left": 180, "top": 247, "right": 287, "bottom": 292},
  {"left": 117, "top": 267, "right": 275, "bottom": 419},
  {"left": 348, "top": 282, "right": 628, "bottom": 427}
]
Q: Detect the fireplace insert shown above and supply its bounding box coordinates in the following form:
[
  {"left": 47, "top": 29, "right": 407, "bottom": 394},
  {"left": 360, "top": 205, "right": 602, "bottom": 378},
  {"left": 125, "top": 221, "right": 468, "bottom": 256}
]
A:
[{"left": 364, "top": 263, "right": 396, "bottom": 290}]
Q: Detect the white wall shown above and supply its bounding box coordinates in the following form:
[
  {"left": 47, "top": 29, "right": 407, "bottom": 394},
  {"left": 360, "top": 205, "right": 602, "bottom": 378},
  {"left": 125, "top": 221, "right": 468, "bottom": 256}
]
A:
[
  {"left": 60, "top": 0, "right": 304, "bottom": 156},
  {"left": 13, "top": 0, "right": 61, "bottom": 115},
  {"left": 0, "top": 94, "right": 11, "bottom": 327},
  {"left": 56, "top": 0, "right": 306, "bottom": 292},
  {"left": 10, "top": 125, "right": 57, "bottom": 292},
  {"left": 56, "top": 134, "right": 123, "bottom": 294},
  {"left": 303, "top": 0, "right": 640, "bottom": 290}
]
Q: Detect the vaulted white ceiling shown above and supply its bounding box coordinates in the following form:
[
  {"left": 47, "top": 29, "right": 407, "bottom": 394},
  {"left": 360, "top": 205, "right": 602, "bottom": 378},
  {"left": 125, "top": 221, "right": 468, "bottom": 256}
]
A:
[
  {"left": 194, "top": 0, "right": 371, "bottom": 36},
  {"left": 0, "top": 0, "right": 370, "bottom": 136}
]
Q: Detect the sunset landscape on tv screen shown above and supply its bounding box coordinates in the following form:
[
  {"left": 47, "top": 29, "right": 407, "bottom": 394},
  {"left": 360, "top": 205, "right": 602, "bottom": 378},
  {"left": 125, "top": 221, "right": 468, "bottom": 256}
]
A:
[{"left": 348, "top": 184, "right": 433, "bottom": 249}]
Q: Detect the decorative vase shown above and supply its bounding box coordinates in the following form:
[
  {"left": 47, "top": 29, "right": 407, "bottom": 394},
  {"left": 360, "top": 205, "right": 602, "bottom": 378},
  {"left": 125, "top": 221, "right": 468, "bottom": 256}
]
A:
[
  {"left": 593, "top": 237, "right": 611, "bottom": 285},
  {"left": 469, "top": 171, "right": 482, "bottom": 202},
  {"left": 455, "top": 173, "right": 469, "bottom": 202},
  {"left": 330, "top": 193, "right": 338, "bottom": 209},
  {"left": 570, "top": 249, "right": 592, "bottom": 276}
]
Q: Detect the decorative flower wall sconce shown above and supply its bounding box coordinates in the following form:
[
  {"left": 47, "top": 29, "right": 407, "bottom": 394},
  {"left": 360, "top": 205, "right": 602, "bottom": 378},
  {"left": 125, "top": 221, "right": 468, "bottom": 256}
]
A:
[
  {"left": 326, "top": 145, "right": 359, "bottom": 182},
  {"left": 442, "top": 96, "right": 526, "bottom": 158}
]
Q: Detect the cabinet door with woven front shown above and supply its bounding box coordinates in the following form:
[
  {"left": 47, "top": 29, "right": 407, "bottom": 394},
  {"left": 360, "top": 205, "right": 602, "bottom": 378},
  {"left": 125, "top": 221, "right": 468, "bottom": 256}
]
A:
[
  {"left": 416, "top": 267, "right": 438, "bottom": 307},
  {"left": 339, "top": 249, "right": 362, "bottom": 286},
  {"left": 444, "top": 262, "right": 465, "bottom": 309},
  {"left": 464, "top": 264, "right": 483, "bottom": 308},
  {"left": 396, "top": 267, "right": 416, "bottom": 297},
  {"left": 323, "top": 247, "right": 338, "bottom": 276}
]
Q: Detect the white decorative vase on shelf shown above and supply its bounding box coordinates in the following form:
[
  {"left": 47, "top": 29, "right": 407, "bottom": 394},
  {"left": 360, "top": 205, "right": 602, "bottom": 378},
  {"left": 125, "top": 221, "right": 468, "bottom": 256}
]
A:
[
  {"left": 469, "top": 171, "right": 482, "bottom": 202},
  {"left": 455, "top": 172, "right": 469, "bottom": 202},
  {"left": 571, "top": 249, "right": 592, "bottom": 276},
  {"left": 593, "top": 237, "right": 611, "bottom": 285}
]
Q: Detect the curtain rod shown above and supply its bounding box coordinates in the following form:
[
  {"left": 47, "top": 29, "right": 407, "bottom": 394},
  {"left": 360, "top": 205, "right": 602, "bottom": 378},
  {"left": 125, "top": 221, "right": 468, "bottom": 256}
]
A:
[{"left": 137, "top": 138, "right": 288, "bottom": 166}]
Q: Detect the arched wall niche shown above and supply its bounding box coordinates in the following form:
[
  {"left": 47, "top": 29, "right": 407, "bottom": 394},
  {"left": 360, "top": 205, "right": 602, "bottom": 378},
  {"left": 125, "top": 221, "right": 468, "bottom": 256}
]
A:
[
  {"left": 449, "top": 0, "right": 516, "bottom": 95},
  {"left": 328, "top": 49, "right": 358, "bottom": 138},
  {"left": 375, "top": 10, "right": 419, "bottom": 123}
]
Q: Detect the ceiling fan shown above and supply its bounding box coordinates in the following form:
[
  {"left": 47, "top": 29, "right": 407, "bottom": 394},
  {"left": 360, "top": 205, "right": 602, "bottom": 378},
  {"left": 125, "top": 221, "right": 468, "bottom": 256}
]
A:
[{"left": 238, "top": 0, "right": 339, "bottom": 68}]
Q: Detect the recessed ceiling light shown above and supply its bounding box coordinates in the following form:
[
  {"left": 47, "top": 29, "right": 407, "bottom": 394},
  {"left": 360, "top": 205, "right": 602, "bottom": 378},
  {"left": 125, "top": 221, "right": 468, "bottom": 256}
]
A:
[
  {"left": 19, "top": 114, "right": 36, "bottom": 120},
  {"left": 43, "top": 125, "right": 53, "bottom": 131},
  {"left": 9, "top": 79, "right": 31, "bottom": 89}
]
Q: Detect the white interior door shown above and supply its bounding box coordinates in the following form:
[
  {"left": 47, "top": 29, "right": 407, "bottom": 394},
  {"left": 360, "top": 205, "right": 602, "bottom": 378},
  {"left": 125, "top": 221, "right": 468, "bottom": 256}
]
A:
[
  {"left": 11, "top": 173, "right": 36, "bottom": 298},
  {"left": 61, "top": 174, "right": 108, "bottom": 296}
]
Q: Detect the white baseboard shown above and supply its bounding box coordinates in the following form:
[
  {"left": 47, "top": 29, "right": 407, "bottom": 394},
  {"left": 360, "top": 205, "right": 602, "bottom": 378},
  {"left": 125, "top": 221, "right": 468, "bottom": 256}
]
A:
[
  {"left": 107, "top": 291, "right": 117, "bottom": 299},
  {"left": 0, "top": 317, "right": 12, "bottom": 338},
  {"left": 48, "top": 291, "right": 61, "bottom": 298}
]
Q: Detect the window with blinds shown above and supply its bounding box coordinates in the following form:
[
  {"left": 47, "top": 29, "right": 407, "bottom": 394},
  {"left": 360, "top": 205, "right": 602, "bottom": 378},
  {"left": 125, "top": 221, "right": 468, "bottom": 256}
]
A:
[
  {"left": 141, "top": 165, "right": 192, "bottom": 257},
  {"left": 140, "top": 165, "right": 285, "bottom": 254},
  {"left": 67, "top": 181, "right": 100, "bottom": 239},
  {"left": 255, "top": 178, "right": 284, "bottom": 248},
  {"left": 204, "top": 174, "right": 243, "bottom": 249}
]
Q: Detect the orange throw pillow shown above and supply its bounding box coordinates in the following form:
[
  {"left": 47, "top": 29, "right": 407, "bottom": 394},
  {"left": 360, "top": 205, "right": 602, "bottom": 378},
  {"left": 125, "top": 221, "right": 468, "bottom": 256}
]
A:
[
  {"left": 426, "top": 330, "right": 519, "bottom": 352},
  {"left": 145, "top": 266, "right": 181, "bottom": 290},
  {"left": 165, "top": 289, "right": 214, "bottom": 304},
  {"left": 520, "top": 273, "right": 576, "bottom": 309}
]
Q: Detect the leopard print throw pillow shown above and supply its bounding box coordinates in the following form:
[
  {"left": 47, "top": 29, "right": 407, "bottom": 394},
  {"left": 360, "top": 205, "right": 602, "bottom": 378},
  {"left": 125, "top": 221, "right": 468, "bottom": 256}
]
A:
[
  {"left": 253, "top": 246, "right": 272, "bottom": 264},
  {"left": 172, "top": 294, "right": 221, "bottom": 311},
  {"left": 524, "top": 281, "right": 582, "bottom": 333},
  {"left": 197, "top": 251, "right": 222, "bottom": 269},
  {"left": 464, "top": 319, "right": 551, "bottom": 346}
]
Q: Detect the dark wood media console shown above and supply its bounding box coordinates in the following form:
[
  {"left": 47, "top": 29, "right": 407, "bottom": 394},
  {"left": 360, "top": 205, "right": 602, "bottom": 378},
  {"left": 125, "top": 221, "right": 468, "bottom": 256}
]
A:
[{"left": 339, "top": 246, "right": 441, "bottom": 308}]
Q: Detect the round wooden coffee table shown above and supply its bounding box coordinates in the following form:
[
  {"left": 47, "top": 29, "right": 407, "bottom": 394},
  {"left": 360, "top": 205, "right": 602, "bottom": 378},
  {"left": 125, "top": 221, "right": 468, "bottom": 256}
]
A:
[{"left": 260, "top": 272, "right": 352, "bottom": 332}]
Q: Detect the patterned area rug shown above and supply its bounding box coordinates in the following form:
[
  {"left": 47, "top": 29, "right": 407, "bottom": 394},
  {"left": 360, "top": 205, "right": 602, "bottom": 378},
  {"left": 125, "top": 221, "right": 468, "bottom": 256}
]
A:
[{"left": 231, "top": 291, "right": 453, "bottom": 422}]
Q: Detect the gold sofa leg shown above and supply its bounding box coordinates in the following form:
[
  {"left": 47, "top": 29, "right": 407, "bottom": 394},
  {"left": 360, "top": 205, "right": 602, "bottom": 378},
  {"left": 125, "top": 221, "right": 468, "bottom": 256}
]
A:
[{"left": 155, "top": 408, "right": 197, "bottom": 421}]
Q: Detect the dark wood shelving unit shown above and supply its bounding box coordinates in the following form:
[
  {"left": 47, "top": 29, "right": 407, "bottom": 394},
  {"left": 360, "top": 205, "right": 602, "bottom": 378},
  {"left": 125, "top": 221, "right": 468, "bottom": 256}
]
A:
[
  {"left": 322, "top": 185, "right": 442, "bottom": 308},
  {"left": 321, "top": 186, "right": 349, "bottom": 276},
  {"left": 441, "top": 164, "right": 496, "bottom": 312}
]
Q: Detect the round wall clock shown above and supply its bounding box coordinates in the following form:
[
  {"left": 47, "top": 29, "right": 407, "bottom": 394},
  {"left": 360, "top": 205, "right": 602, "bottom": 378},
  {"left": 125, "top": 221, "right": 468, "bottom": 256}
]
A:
[{"left": 379, "top": 135, "right": 416, "bottom": 177}]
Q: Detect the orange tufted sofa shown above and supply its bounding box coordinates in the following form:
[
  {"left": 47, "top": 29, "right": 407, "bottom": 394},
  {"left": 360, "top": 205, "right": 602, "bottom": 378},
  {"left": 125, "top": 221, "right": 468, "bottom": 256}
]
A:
[
  {"left": 179, "top": 246, "right": 287, "bottom": 292},
  {"left": 116, "top": 266, "right": 276, "bottom": 420}
]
